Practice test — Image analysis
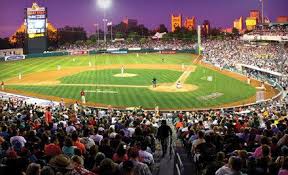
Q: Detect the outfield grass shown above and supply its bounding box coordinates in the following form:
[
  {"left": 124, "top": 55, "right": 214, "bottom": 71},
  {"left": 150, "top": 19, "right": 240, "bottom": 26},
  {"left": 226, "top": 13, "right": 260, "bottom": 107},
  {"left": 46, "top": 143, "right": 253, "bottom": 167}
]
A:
[{"left": 0, "top": 53, "right": 193, "bottom": 81}]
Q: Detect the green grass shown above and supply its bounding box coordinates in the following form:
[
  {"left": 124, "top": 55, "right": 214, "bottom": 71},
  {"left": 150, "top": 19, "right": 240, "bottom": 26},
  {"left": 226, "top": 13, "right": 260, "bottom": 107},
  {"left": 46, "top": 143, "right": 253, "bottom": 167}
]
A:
[
  {"left": 60, "top": 69, "right": 183, "bottom": 85},
  {"left": 0, "top": 53, "right": 193, "bottom": 81},
  {"left": 2, "top": 53, "right": 256, "bottom": 109}
]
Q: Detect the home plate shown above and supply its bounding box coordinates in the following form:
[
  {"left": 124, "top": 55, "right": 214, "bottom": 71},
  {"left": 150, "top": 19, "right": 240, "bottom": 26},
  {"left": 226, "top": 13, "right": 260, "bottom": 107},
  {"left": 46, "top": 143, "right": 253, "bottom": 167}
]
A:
[{"left": 84, "top": 89, "right": 118, "bottom": 94}]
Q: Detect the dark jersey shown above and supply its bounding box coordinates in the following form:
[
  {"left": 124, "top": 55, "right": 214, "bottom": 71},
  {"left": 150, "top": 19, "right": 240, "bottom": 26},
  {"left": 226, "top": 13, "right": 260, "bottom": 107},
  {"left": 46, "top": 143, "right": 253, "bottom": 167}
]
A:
[{"left": 157, "top": 125, "right": 172, "bottom": 139}]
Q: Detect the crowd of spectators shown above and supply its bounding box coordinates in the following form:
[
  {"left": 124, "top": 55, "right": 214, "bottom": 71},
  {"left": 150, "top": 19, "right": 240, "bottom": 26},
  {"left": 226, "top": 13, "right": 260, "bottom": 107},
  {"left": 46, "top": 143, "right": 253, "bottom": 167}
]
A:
[
  {"left": 202, "top": 39, "right": 288, "bottom": 90},
  {"left": 203, "top": 39, "right": 288, "bottom": 74},
  {"left": 175, "top": 95, "right": 288, "bottom": 175},
  {"left": 58, "top": 40, "right": 196, "bottom": 51},
  {"left": 245, "top": 26, "right": 288, "bottom": 37},
  {"left": 0, "top": 96, "right": 166, "bottom": 175}
]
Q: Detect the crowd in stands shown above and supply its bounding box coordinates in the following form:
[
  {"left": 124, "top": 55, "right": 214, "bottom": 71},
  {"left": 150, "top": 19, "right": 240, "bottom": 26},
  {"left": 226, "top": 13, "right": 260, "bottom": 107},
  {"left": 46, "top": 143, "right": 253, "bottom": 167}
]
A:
[
  {"left": 203, "top": 39, "right": 288, "bottom": 74},
  {"left": 58, "top": 40, "right": 196, "bottom": 51},
  {"left": 202, "top": 39, "right": 288, "bottom": 89},
  {"left": 174, "top": 95, "right": 288, "bottom": 175},
  {"left": 0, "top": 96, "right": 166, "bottom": 175},
  {"left": 245, "top": 26, "right": 288, "bottom": 37}
]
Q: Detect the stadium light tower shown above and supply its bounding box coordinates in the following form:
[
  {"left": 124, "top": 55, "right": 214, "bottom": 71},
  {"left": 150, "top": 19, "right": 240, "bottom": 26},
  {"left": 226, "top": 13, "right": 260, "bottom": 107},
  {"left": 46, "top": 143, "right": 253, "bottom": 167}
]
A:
[{"left": 97, "top": 0, "right": 112, "bottom": 43}]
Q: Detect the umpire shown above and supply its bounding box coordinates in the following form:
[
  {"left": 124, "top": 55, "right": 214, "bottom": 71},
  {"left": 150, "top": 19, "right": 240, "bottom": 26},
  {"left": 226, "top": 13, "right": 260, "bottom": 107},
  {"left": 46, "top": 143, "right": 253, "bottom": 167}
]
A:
[{"left": 157, "top": 119, "right": 172, "bottom": 157}]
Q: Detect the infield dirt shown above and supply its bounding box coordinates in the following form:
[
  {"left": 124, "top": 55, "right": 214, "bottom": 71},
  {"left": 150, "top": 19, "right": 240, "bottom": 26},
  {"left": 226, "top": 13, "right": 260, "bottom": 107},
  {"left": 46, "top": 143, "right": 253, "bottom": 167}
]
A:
[{"left": 4, "top": 62, "right": 279, "bottom": 110}]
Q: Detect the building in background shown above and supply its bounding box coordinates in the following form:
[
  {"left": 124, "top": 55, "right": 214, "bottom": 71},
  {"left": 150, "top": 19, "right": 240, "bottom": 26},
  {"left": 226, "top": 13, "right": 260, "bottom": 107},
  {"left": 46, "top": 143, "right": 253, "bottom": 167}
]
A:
[
  {"left": 171, "top": 14, "right": 182, "bottom": 32},
  {"left": 233, "top": 16, "right": 243, "bottom": 31},
  {"left": 276, "top": 16, "right": 288, "bottom": 23},
  {"left": 250, "top": 10, "right": 261, "bottom": 23},
  {"left": 184, "top": 17, "right": 196, "bottom": 31},
  {"left": 122, "top": 17, "right": 138, "bottom": 29},
  {"left": 202, "top": 20, "right": 210, "bottom": 35},
  {"left": 245, "top": 17, "right": 257, "bottom": 31}
]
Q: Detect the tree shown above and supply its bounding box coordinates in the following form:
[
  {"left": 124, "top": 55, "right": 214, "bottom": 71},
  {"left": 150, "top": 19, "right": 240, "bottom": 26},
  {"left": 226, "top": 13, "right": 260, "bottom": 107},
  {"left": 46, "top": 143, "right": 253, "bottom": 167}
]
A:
[
  {"left": 232, "top": 27, "right": 239, "bottom": 36},
  {"left": 158, "top": 24, "right": 168, "bottom": 33},
  {"left": 0, "top": 37, "right": 11, "bottom": 49},
  {"left": 11, "top": 32, "right": 26, "bottom": 48},
  {"left": 58, "top": 26, "right": 87, "bottom": 45},
  {"left": 127, "top": 32, "right": 140, "bottom": 41},
  {"left": 115, "top": 32, "right": 124, "bottom": 39}
]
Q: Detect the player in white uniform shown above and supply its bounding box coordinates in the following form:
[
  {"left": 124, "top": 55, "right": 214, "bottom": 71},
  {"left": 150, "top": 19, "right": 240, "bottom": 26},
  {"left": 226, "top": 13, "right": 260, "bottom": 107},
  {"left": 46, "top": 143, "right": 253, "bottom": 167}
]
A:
[
  {"left": 176, "top": 81, "right": 182, "bottom": 89},
  {"left": 121, "top": 66, "right": 124, "bottom": 75}
]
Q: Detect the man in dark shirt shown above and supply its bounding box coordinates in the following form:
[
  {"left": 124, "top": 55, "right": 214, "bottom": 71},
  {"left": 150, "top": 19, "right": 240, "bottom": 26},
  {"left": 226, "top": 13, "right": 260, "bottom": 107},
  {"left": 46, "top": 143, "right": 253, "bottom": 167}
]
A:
[{"left": 157, "top": 120, "right": 172, "bottom": 157}]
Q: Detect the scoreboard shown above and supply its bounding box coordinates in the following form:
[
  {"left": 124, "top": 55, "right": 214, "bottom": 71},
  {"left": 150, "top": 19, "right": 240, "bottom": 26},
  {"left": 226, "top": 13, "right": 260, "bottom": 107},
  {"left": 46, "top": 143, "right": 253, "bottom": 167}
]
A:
[
  {"left": 25, "top": 3, "right": 48, "bottom": 54},
  {"left": 26, "top": 3, "right": 47, "bottom": 38}
]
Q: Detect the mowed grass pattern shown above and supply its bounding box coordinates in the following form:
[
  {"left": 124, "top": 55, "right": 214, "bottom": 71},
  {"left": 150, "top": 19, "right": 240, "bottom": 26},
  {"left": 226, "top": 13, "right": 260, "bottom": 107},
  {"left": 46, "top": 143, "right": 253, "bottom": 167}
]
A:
[
  {"left": 2, "top": 53, "right": 256, "bottom": 109},
  {"left": 0, "top": 53, "right": 193, "bottom": 81},
  {"left": 60, "top": 69, "right": 183, "bottom": 85}
]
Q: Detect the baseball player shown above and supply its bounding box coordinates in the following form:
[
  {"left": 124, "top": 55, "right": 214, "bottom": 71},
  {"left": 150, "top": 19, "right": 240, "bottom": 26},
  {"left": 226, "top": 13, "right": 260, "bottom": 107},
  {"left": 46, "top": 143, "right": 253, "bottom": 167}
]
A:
[
  {"left": 1, "top": 81, "right": 4, "bottom": 91},
  {"left": 152, "top": 78, "right": 157, "bottom": 88},
  {"left": 80, "top": 89, "right": 86, "bottom": 104},
  {"left": 121, "top": 66, "right": 124, "bottom": 75},
  {"left": 176, "top": 81, "right": 182, "bottom": 89}
]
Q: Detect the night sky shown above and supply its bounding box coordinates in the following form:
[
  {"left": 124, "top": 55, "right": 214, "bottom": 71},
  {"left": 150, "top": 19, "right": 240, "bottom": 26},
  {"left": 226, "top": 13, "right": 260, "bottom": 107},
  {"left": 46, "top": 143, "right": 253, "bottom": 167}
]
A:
[{"left": 0, "top": 0, "right": 287, "bottom": 37}]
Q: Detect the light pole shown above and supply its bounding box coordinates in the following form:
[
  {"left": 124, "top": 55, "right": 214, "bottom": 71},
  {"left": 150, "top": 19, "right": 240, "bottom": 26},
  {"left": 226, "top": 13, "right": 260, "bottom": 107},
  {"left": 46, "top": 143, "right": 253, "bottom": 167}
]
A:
[
  {"left": 97, "top": 0, "right": 112, "bottom": 43},
  {"left": 94, "top": 23, "right": 99, "bottom": 43},
  {"left": 260, "top": 0, "right": 264, "bottom": 24}
]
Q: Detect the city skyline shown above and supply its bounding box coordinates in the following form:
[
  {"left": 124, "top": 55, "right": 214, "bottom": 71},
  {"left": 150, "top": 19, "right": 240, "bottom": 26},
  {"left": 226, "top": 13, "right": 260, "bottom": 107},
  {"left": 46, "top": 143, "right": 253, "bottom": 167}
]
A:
[{"left": 0, "top": 0, "right": 287, "bottom": 37}]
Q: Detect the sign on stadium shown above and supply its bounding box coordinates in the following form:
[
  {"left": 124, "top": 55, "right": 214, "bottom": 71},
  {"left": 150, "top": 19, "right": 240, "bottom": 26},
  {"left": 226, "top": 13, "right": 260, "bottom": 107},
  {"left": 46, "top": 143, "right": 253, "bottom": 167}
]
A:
[{"left": 26, "top": 3, "right": 47, "bottom": 38}]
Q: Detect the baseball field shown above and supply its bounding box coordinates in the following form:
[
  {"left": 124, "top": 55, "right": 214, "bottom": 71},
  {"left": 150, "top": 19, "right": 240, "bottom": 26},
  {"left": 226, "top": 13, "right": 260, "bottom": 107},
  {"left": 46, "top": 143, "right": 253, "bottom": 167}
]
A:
[{"left": 0, "top": 53, "right": 279, "bottom": 110}]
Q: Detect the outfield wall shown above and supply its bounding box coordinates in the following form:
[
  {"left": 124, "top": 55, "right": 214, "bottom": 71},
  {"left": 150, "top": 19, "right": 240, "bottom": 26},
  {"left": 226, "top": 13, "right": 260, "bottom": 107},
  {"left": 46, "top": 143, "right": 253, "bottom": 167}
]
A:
[{"left": 22, "top": 48, "right": 198, "bottom": 59}]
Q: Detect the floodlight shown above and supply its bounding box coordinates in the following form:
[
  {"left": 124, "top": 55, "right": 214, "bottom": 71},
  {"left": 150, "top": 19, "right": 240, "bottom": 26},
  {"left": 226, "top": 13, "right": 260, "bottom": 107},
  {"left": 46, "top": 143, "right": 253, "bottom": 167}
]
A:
[{"left": 97, "top": 0, "right": 111, "bottom": 9}]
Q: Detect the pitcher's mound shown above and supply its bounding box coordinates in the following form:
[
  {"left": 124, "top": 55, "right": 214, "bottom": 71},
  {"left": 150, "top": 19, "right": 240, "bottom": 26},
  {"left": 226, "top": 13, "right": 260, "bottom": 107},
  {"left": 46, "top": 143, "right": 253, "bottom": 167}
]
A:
[
  {"left": 149, "top": 83, "right": 198, "bottom": 92},
  {"left": 113, "top": 73, "right": 138, "bottom": 77}
]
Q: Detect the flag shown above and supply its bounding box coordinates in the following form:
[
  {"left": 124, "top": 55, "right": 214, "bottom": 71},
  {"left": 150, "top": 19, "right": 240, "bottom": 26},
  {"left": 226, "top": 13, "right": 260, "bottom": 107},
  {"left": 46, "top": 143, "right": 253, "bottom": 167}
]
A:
[{"left": 107, "top": 22, "right": 112, "bottom": 26}]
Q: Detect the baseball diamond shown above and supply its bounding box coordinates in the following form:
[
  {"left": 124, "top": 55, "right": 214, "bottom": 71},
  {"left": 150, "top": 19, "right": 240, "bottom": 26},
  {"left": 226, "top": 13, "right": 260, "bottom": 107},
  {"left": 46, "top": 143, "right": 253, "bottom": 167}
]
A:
[{"left": 0, "top": 53, "right": 279, "bottom": 110}]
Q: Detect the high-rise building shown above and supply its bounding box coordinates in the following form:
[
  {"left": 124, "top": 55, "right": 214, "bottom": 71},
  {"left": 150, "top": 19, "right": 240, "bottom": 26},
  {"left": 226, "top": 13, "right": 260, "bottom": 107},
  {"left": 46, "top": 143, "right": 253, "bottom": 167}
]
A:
[
  {"left": 233, "top": 16, "right": 243, "bottom": 31},
  {"left": 202, "top": 20, "right": 210, "bottom": 35},
  {"left": 171, "top": 14, "right": 182, "bottom": 32},
  {"left": 250, "top": 10, "right": 261, "bottom": 23},
  {"left": 245, "top": 17, "right": 257, "bottom": 31},
  {"left": 122, "top": 17, "right": 138, "bottom": 29},
  {"left": 184, "top": 17, "right": 196, "bottom": 31}
]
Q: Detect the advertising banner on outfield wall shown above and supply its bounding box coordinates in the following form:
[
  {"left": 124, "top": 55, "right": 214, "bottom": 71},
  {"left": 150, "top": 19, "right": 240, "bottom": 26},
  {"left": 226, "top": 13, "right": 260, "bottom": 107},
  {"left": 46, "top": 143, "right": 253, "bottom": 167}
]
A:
[
  {"left": 107, "top": 48, "right": 120, "bottom": 51},
  {"left": 69, "top": 50, "right": 88, "bottom": 55},
  {"left": 160, "top": 50, "right": 176, "bottom": 54},
  {"left": 128, "top": 48, "right": 141, "bottom": 51},
  {"left": 4, "top": 55, "right": 26, "bottom": 61},
  {"left": 111, "top": 51, "right": 128, "bottom": 54}
]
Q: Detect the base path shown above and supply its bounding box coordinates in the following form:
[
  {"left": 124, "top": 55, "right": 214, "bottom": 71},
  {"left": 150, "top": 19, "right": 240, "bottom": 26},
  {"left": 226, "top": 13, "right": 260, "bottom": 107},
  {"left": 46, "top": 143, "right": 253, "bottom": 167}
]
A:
[
  {"left": 149, "top": 66, "right": 199, "bottom": 92},
  {"left": 3, "top": 62, "right": 280, "bottom": 110}
]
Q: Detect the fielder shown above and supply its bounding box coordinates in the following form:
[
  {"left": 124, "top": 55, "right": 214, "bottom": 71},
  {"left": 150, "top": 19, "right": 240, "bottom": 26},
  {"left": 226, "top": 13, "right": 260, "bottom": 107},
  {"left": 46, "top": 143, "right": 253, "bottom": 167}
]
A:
[
  {"left": 18, "top": 73, "right": 22, "bottom": 80},
  {"left": 1, "top": 81, "right": 4, "bottom": 91},
  {"left": 80, "top": 89, "right": 86, "bottom": 104},
  {"left": 57, "top": 65, "right": 61, "bottom": 71},
  {"left": 121, "top": 66, "right": 124, "bottom": 75},
  {"left": 247, "top": 76, "right": 251, "bottom": 85},
  {"left": 152, "top": 78, "right": 157, "bottom": 88},
  {"left": 176, "top": 81, "right": 182, "bottom": 89}
]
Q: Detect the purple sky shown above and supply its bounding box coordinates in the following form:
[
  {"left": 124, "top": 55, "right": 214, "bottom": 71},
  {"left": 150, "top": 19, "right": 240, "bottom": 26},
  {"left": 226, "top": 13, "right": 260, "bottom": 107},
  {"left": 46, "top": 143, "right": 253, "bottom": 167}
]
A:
[{"left": 0, "top": 0, "right": 287, "bottom": 38}]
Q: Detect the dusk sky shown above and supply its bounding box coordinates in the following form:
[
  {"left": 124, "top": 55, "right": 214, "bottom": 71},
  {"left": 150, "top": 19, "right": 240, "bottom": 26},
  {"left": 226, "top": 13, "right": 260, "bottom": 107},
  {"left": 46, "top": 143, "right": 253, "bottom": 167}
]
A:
[{"left": 0, "top": 0, "right": 287, "bottom": 38}]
